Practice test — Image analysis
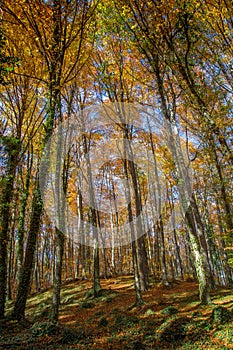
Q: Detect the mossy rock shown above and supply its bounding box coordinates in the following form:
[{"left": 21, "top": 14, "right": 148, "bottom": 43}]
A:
[
  {"left": 211, "top": 306, "right": 232, "bottom": 324},
  {"left": 30, "top": 321, "right": 59, "bottom": 337},
  {"left": 61, "top": 326, "right": 86, "bottom": 344},
  {"left": 161, "top": 306, "right": 178, "bottom": 316},
  {"left": 156, "top": 316, "right": 189, "bottom": 342}
]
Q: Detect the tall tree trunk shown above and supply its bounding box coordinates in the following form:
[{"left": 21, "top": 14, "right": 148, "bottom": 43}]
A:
[
  {"left": 11, "top": 180, "right": 42, "bottom": 320},
  {"left": 148, "top": 119, "right": 169, "bottom": 286},
  {"left": 50, "top": 227, "right": 64, "bottom": 323},
  {"left": 216, "top": 198, "right": 233, "bottom": 285},
  {"left": 158, "top": 217, "right": 170, "bottom": 287},
  {"left": 93, "top": 234, "right": 100, "bottom": 297},
  {"left": 211, "top": 140, "right": 233, "bottom": 233},
  {"left": 185, "top": 207, "right": 212, "bottom": 305},
  {"left": 124, "top": 126, "right": 149, "bottom": 291},
  {"left": 50, "top": 112, "right": 68, "bottom": 322},
  {"left": 173, "top": 228, "right": 184, "bottom": 280},
  {"left": 17, "top": 151, "right": 32, "bottom": 280},
  {"left": 82, "top": 132, "right": 101, "bottom": 296},
  {"left": 123, "top": 153, "right": 144, "bottom": 305},
  {"left": 0, "top": 136, "right": 20, "bottom": 319},
  {"left": 7, "top": 222, "right": 15, "bottom": 301},
  {"left": 157, "top": 80, "right": 212, "bottom": 303},
  {"left": 34, "top": 246, "right": 41, "bottom": 293}
]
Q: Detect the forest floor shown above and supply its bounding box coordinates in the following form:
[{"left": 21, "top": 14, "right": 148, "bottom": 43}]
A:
[{"left": 0, "top": 276, "right": 233, "bottom": 349}]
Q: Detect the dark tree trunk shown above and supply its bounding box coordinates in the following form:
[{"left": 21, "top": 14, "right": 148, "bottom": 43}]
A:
[
  {"left": 16, "top": 153, "right": 32, "bottom": 280},
  {"left": 50, "top": 228, "right": 64, "bottom": 323},
  {"left": 123, "top": 153, "right": 144, "bottom": 305},
  {"left": 124, "top": 127, "right": 149, "bottom": 292},
  {"left": 11, "top": 182, "right": 42, "bottom": 320},
  {"left": 82, "top": 132, "right": 101, "bottom": 297},
  {"left": 173, "top": 228, "right": 184, "bottom": 279},
  {"left": 158, "top": 218, "right": 170, "bottom": 287},
  {"left": 0, "top": 136, "right": 20, "bottom": 319}
]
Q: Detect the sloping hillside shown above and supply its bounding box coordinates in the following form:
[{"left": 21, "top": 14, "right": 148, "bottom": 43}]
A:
[{"left": 1, "top": 277, "right": 233, "bottom": 349}]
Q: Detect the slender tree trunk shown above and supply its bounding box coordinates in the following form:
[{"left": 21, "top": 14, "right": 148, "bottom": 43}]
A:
[
  {"left": 77, "top": 186, "right": 87, "bottom": 280},
  {"left": 165, "top": 114, "right": 212, "bottom": 304},
  {"left": 102, "top": 247, "right": 108, "bottom": 278},
  {"left": 124, "top": 127, "right": 149, "bottom": 291},
  {"left": 169, "top": 190, "right": 184, "bottom": 280},
  {"left": 11, "top": 181, "right": 42, "bottom": 320},
  {"left": 7, "top": 230, "right": 13, "bottom": 301},
  {"left": 123, "top": 154, "right": 144, "bottom": 305},
  {"left": 148, "top": 120, "right": 169, "bottom": 286},
  {"left": 50, "top": 114, "right": 68, "bottom": 322},
  {"left": 82, "top": 132, "right": 101, "bottom": 296},
  {"left": 50, "top": 227, "right": 64, "bottom": 323},
  {"left": 212, "top": 140, "right": 233, "bottom": 233},
  {"left": 93, "top": 235, "right": 100, "bottom": 297},
  {"left": 17, "top": 154, "right": 32, "bottom": 280},
  {"left": 191, "top": 194, "right": 215, "bottom": 289},
  {"left": 173, "top": 228, "right": 183, "bottom": 279},
  {"left": 34, "top": 247, "right": 41, "bottom": 293},
  {"left": 158, "top": 217, "right": 170, "bottom": 287},
  {"left": 185, "top": 207, "right": 212, "bottom": 305},
  {"left": 0, "top": 136, "right": 20, "bottom": 319},
  {"left": 216, "top": 198, "right": 233, "bottom": 285}
]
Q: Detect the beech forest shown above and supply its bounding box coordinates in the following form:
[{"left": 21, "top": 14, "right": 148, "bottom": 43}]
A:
[{"left": 0, "top": 1, "right": 233, "bottom": 349}]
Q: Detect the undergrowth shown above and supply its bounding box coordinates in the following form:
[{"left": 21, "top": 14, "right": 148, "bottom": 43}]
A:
[{"left": 0, "top": 278, "right": 232, "bottom": 350}]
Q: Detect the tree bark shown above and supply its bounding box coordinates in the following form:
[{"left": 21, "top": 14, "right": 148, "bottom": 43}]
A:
[
  {"left": 0, "top": 136, "right": 20, "bottom": 319},
  {"left": 11, "top": 181, "right": 42, "bottom": 320}
]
